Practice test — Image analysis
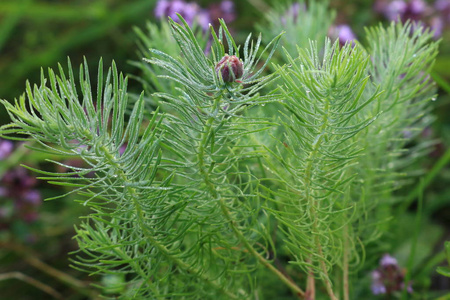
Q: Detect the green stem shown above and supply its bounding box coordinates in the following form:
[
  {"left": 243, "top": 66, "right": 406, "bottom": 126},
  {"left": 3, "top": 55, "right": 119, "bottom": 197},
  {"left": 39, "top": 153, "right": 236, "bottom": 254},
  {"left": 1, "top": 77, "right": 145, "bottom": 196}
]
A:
[
  {"left": 0, "top": 272, "right": 62, "bottom": 299},
  {"left": 99, "top": 144, "right": 239, "bottom": 299},
  {"left": 399, "top": 144, "right": 450, "bottom": 213},
  {"left": 303, "top": 99, "right": 338, "bottom": 300},
  {"left": 431, "top": 71, "right": 450, "bottom": 95},
  {"left": 401, "top": 180, "right": 423, "bottom": 300},
  {"left": 196, "top": 98, "right": 305, "bottom": 298},
  {"left": 1, "top": 242, "right": 99, "bottom": 299}
]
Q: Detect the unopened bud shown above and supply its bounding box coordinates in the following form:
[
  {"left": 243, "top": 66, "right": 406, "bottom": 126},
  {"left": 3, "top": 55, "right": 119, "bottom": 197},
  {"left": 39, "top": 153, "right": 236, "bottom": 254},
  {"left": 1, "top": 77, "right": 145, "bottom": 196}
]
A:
[{"left": 215, "top": 55, "right": 243, "bottom": 82}]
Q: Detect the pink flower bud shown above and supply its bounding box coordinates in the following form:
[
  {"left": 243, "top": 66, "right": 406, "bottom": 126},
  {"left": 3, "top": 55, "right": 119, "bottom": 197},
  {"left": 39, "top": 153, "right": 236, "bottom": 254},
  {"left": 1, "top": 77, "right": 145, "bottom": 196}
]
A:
[{"left": 215, "top": 55, "right": 244, "bottom": 82}]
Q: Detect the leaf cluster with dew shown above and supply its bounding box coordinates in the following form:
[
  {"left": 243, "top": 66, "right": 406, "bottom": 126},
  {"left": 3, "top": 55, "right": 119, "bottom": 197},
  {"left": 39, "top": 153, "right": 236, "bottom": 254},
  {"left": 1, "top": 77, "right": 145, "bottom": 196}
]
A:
[{"left": 0, "top": 2, "right": 440, "bottom": 298}]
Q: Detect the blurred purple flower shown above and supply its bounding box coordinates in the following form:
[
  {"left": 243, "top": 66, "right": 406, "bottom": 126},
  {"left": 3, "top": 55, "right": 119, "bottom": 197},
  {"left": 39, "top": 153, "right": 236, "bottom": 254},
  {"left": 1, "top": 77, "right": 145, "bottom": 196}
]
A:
[
  {"left": 402, "top": 129, "right": 414, "bottom": 139},
  {"left": 209, "top": 0, "right": 236, "bottom": 25},
  {"left": 433, "top": 0, "right": 450, "bottom": 38},
  {"left": 281, "top": 2, "right": 306, "bottom": 25},
  {"left": 154, "top": 0, "right": 236, "bottom": 31},
  {"left": 383, "top": 0, "right": 408, "bottom": 21},
  {"left": 22, "top": 190, "right": 41, "bottom": 206},
  {"left": 435, "top": 0, "right": 450, "bottom": 11},
  {"left": 329, "top": 24, "right": 357, "bottom": 47},
  {"left": 0, "top": 167, "right": 42, "bottom": 224},
  {"left": 406, "top": 0, "right": 428, "bottom": 20},
  {"left": 155, "top": 0, "right": 207, "bottom": 30},
  {"left": 0, "top": 139, "right": 13, "bottom": 160},
  {"left": 378, "top": 0, "right": 428, "bottom": 21},
  {"left": 380, "top": 253, "right": 399, "bottom": 266},
  {"left": 430, "top": 16, "right": 445, "bottom": 37},
  {"left": 220, "top": 0, "right": 234, "bottom": 15},
  {"left": 196, "top": 9, "right": 211, "bottom": 29},
  {"left": 435, "top": 0, "right": 450, "bottom": 22},
  {"left": 2, "top": 167, "right": 37, "bottom": 191},
  {"left": 375, "top": 0, "right": 450, "bottom": 38},
  {"left": 371, "top": 254, "right": 413, "bottom": 295},
  {"left": 371, "top": 270, "right": 387, "bottom": 294}
]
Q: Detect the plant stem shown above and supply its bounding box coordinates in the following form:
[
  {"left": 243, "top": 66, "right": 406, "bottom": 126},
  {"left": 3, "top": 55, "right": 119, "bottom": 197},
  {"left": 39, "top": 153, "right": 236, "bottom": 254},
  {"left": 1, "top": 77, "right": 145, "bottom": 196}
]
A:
[
  {"left": 303, "top": 99, "right": 338, "bottom": 300},
  {"left": 2, "top": 241, "right": 100, "bottom": 299},
  {"left": 0, "top": 272, "right": 62, "bottom": 299},
  {"left": 399, "top": 145, "right": 450, "bottom": 213},
  {"left": 343, "top": 227, "right": 350, "bottom": 300},
  {"left": 401, "top": 180, "right": 423, "bottom": 300},
  {"left": 99, "top": 144, "right": 240, "bottom": 299},
  {"left": 218, "top": 198, "right": 305, "bottom": 297},
  {"left": 306, "top": 262, "right": 315, "bottom": 300},
  {"left": 197, "top": 98, "right": 305, "bottom": 298}
]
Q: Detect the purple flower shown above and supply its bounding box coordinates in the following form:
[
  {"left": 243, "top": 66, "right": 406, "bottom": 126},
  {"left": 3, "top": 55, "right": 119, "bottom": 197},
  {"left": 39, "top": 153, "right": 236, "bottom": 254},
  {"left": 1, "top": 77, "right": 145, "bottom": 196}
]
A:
[
  {"left": 0, "top": 167, "right": 42, "bottom": 224},
  {"left": 0, "top": 139, "right": 13, "bottom": 160},
  {"left": 376, "top": 0, "right": 450, "bottom": 38},
  {"left": 435, "top": 0, "right": 450, "bottom": 11},
  {"left": 220, "top": 0, "right": 234, "bottom": 14},
  {"left": 430, "top": 16, "right": 444, "bottom": 37},
  {"left": 329, "top": 24, "right": 357, "bottom": 47},
  {"left": 408, "top": 0, "right": 427, "bottom": 17},
  {"left": 154, "top": 0, "right": 237, "bottom": 31},
  {"left": 384, "top": 0, "right": 408, "bottom": 20},
  {"left": 380, "top": 254, "right": 398, "bottom": 267},
  {"left": 23, "top": 190, "right": 41, "bottom": 205},
  {"left": 208, "top": 0, "right": 236, "bottom": 26},
  {"left": 281, "top": 2, "right": 306, "bottom": 25},
  {"left": 196, "top": 9, "right": 211, "bottom": 30},
  {"left": 435, "top": 0, "right": 450, "bottom": 22},
  {"left": 377, "top": 0, "right": 429, "bottom": 22},
  {"left": 371, "top": 270, "right": 387, "bottom": 294},
  {"left": 2, "top": 167, "right": 37, "bottom": 191},
  {"left": 370, "top": 254, "right": 413, "bottom": 295},
  {"left": 154, "top": 0, "right": 212, "bottom": 31}
]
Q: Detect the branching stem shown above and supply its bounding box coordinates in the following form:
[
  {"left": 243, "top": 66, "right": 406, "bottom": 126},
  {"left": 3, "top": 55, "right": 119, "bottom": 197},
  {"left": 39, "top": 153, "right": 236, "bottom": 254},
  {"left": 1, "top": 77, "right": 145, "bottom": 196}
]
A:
[
  {"left": 0, "top": 272, "right": 62, "bottom": 299},
  {"left": 303, "top": 99, "right": 338, "bottom": 300},
  {"left": 197, "top": 97, "right": 305, "bottom": 298},
  {"left": 99, "top": 143, "right": 239, "bottom": 299},
  {"left": 306, "top": 258, "right": 315, "bottom": 300},
  {"left": 343, "top": 227, "right": 350, "bottom": 300},
  {"left": 1, "top": 241, "right": 100, "bottom": 299}
]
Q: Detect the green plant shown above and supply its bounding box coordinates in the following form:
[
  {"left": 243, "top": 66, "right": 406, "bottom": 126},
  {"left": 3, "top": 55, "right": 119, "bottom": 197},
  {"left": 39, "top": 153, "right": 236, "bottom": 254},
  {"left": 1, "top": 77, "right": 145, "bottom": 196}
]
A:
[
  {"left": 0, "top": 3, "right": 440, "bottom": 299},
  {"left": 437, "top": 242, "right": 450, "bottom": 278}
]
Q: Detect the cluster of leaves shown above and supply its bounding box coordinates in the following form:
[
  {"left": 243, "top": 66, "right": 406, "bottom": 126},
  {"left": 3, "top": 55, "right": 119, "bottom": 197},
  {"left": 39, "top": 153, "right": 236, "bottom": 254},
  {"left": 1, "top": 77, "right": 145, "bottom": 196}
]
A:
[{"left": 0, "top": 2, "right": 441, "bottom": 299}]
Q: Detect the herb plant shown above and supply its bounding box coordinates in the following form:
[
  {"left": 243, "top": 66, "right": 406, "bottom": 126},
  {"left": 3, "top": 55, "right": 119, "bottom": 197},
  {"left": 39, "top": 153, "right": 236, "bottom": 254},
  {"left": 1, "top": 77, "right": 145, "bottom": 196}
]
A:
[{"left": 0, "top": 2, "right": 440, "bottom": 299}]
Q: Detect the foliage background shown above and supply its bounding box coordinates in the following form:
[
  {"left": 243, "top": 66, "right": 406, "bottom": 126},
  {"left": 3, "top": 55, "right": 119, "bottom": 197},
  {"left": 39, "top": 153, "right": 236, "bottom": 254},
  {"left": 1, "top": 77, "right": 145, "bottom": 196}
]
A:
[{"left": 0, "top": 0, "right": 449, "bottom": 299}]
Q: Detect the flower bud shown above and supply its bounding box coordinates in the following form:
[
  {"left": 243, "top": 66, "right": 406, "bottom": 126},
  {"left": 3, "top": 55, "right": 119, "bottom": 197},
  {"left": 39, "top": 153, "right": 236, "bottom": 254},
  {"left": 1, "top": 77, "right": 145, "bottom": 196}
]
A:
[{"left": 215, "top": 55, "right": 243, "bottom": 82}]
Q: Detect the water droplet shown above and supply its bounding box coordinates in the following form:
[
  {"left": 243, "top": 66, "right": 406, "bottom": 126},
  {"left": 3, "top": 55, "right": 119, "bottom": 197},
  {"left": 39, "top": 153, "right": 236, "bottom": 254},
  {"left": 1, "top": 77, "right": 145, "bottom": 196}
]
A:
[
  {"left": 412, "top": 54, "right": 417, "bottom": 58},
  {"left": 431, "top": 97, "right": 436, "bottom": 101}
]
